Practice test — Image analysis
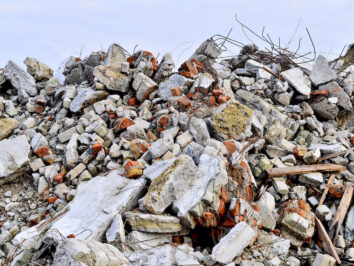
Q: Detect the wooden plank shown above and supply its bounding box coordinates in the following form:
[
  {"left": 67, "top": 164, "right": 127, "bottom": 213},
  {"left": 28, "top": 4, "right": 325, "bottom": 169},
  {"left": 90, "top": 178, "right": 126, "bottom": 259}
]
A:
[
  {"left": 266, "top": 164, "right": 346, "bottom": 177},
  {"left": 315, "top": 216, "right": 341, "bottom": 265},
  {"left": 318, "top": 174, "right": 335, "bottom": 208},
  {"left": 328, "top": 184, "right": 353, "bottom": 243}
]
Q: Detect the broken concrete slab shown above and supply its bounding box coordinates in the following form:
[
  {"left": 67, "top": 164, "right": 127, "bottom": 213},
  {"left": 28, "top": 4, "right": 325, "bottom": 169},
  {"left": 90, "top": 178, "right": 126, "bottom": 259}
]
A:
[
  {"left": 44, "top": 170, "right": 146, "bottom": 243},
  {"left": 52, "top": 238, "right": 129, "bottom": 266},
  {"left": 142, "top": 155, "right": 199, "bottom": 214},
  {"left": 310, "top": 55, "right": 336, "bottom": 86},
  {"left": 281, "top": 68, "right": 311, "bottom": 96},
  {"left": 3, "top": 60, "right": 37, "bottom": 96},
  {"left": 124, "top": 212, "right": 183, "bottom": 233},
  {"left": 211, "top": 222, "right": 256, "bottom": 264},
  {"left": 0, "top": 135, "right": 30, "bottom": 185}
]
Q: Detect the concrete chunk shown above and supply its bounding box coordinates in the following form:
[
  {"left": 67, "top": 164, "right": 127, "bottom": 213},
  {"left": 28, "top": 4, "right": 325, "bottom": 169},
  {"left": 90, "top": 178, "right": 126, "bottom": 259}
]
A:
[
  {"left": 44, "top": 170, "right": 146, "bottom": 243},
  {"left": 281, "top": 68, "right": 311, "bottom": 96},
  {"left": 211, "top": 222, "right": 256, "bottom": 264},
  {"left": 125, "top": 212, "right": 183, "bottom": 233},
  {"left": 142, "top": 155, "right": 199, "bottom": 214}
]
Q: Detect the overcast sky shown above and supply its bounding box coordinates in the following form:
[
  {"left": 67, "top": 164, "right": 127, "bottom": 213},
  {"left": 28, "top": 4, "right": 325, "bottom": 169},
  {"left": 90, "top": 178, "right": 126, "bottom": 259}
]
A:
[{"left": 0, "top": 0, "right": 353, "bottom": 70}]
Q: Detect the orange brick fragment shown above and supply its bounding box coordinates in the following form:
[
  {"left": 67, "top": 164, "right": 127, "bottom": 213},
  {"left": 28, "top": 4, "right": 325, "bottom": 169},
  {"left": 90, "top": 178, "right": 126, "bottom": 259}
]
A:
[
  {"left": 128, "top": 97, "right": 136, "bottom": 106},
  {"left": 47, "top": 197, "right": 57, "bottom": 204},
  {"left": 177, "top": 97, "right": 192, "bottom": 110},
  {"left": 223, "top": 141, "right": 237, "bottom": 155},
  {"left": 171, "top": 87, "right": 181, "bottom": 96}
]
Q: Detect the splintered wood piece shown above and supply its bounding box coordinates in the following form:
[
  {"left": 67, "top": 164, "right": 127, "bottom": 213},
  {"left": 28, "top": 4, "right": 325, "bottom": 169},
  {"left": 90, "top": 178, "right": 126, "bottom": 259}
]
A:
[
  {"left": 328, "top": 184, "right": 353, "bottom": 243},
  {"left": 315, "top": 216, "right": 341, "bottom": 265},
  {"left": 318, "top": 174, "right": 335, "bottom": 208},
  {"left": 266, "top": 164, "right": 346, "bottom": 177}
]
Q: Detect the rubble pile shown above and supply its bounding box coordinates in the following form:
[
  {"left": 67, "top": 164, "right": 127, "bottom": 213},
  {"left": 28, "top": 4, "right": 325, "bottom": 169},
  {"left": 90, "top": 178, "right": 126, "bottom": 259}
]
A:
[{"left": 0, "top": 39, "right": 353, "bottom": 266}]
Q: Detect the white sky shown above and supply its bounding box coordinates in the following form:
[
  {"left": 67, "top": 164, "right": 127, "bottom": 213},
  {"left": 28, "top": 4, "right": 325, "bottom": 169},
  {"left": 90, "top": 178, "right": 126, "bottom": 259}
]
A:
[{"left": 0, "top": 0, "right": 353, "bottom": 70}]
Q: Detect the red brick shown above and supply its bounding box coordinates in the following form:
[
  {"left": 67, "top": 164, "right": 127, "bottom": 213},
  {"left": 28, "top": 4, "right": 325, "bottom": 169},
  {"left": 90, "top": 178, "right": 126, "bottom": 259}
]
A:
[
  {"left": 128, "top": 97, "right": 137, "bottom": 106},
  {"left": 223, "top": 141, "right": 237, "bottom": 155},
  {"left": 218, "top": 95, "right": 227, "bottom": 104},
  {"left": 171, "top": 87, "right": 181, "bottom": 96},
  {"left": 157, "top": 116, "right": 169, "bottom": 126},
  {"left": 47, "top": 196, "right": 57, "bottom": 204},
  {"left": 114, "top": 117, "right": 135, "bottom": 132},
  {"left": 212, "top": 89, "right": 224, "bottom": 96},
  {"left": 177, "top": 97, "right": 192, "bottom": 110},
  {"left": 311, "top": 89, "right": 329, "bottom": 96},
  {"left": 208, "top": 96, "right": 216, "bottom": 105}
]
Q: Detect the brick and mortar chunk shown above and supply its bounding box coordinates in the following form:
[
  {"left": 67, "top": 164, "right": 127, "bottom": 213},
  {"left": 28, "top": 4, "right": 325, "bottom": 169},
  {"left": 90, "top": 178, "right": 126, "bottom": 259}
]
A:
[{"left": 211, "top": 100, "right": 253, "bottom": 141}]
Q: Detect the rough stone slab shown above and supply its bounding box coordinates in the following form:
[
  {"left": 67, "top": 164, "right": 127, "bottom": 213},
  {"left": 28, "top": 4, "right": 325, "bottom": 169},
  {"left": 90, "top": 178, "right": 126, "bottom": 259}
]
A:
[
  {"left": 310, "top": 55, "right": 336, "bottom": 86},
  {"left": 44, "top": 170, "right": 146, "bottom": 243},
  {"left": 124, "top": 212, "right": 183, "bottom": 233},
  {"left": 319, "top": 82, "right": 353, "bottom": 111},
  {"left": 24, "top": 57, "right": 53, "bottom": 81},
  {"left": 94, "top": 65, "right": 130, "bottom": 92},
  {"left": 211, "top": 100, "right": 253, "bottom": 141},
  {"left": 281, "top": 68, "right": 311, "bottom": 96},
  {"left": 104, "top": 43, "right": 127, "bottom": 68},
  {"left": 70, "top": 87, "right": 108, "bottom": 113},
  {"left": 3, "top": 60, "right": 37, "bottom": 96},
  {"left": 0, "top": 135, "right": 30, "bottom": 185},
  {"left": 0, "top": 118, "right": 19, "bottom": 140},
  {"left": 142, "top": 155, "right": 199, "bottom": 214},
  {"left": 52, "top": 238, "right": 129, "bottom": 266},
  {"left": 211, "top": 222, "right": 256, "bottom": 264}
]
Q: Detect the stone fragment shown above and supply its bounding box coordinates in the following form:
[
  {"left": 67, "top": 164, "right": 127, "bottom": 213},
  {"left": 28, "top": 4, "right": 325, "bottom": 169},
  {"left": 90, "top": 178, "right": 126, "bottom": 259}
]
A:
[
  {"left": 132, "top": 72, "right": 157, "bottom": 101},
  {"left": 94, "top": 65, "right": 130, "bottom": 92},
  {"left": 142, "top": 155, "right": 199, "bottom": 214},
  {"left": 272, "top": 178, "right": 289, "bottom": 195},
  {"left": 154, "top": 53, "right": 174, "bottom": 82},
  {"left": 126, "top": 231, "right": 172, "bottom": 250},
  {"left": 211, "top": 100, "right": 253, "bottom": 140},
  {"left": 124, "top": 212, "right": 183, "bottom": 233},
  {"left": 312, "top": 253, "right": 336, "bottom": 266},
  {"left": 65, "top": 133, "right": 79, "bottom": 167},
  {"left": 310, "top": 55, "right": 336, "bottom": 86},
  {"left": 319, "top": 82, "right": 353, "bottom": 111},
  {"left": 104, "top": 43, "right": 127, "bottom": 68},
  {"left": 211, "top": 222, "right": 256, "bottom": 264},
  {"left": 70, "top": 87, "right": 109, "bottom": 113},
  {"left": 106, "top": 214, "right": 125, "bottom": 250},
  {"left": 58, "top": 127, "right": 78, "bottom": 143},
  {"left": 52, "top": 238, "right": 129, "bottom": 266},
  {"left": 303, "top": 149, "right": 321, "bottom": 164},
  {"left": 176, "top": 130, "right": 193, "bottom": 148},
  {"left": 281, "top": 68, "right": 311, "bottom": 96},
  {"left": 3, "top": 60, "right": 37, "bottom": 96},
  {"left": 0, "top": 135, "right": 30, "bottom": 185},
  {"left": 24, "top": 57, "right": 53, "bottom": 81},
  {"left": 189, "top": 117, "right": 210, "bottom": 145},
  {"left": 0, "top": 118, "right": 19, "bottom": 140},
  {"left": 299, "top": 172, "right": 323, "bottom": 186},
  {"left": 44, "top": 170, "right": 146, "bottom": 243}
]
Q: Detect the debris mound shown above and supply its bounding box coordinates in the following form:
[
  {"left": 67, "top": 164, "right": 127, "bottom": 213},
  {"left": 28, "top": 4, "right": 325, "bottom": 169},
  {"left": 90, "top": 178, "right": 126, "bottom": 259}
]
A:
[{"left": 0, "top": 38, "right": 353, "bottom": 266}]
